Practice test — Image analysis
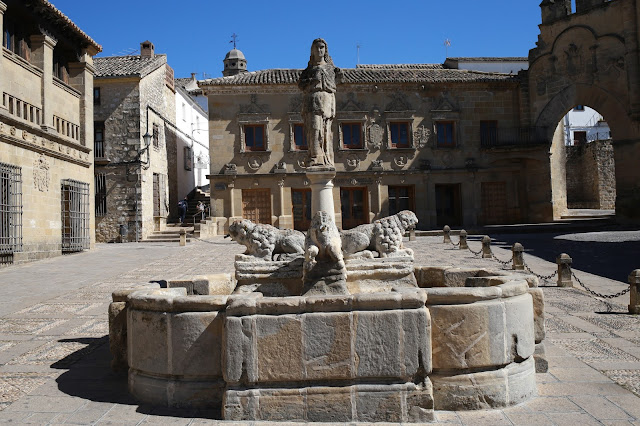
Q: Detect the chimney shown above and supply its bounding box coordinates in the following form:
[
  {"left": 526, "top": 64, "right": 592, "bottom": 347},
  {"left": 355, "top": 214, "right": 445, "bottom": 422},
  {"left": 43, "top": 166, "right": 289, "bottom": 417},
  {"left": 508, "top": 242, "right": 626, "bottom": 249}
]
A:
[
  {"left": 140, "top": 40, "right": 155, "bottom": 59},
  {"left": 191, "top": 72, "right": 197, "bottom": 81}
]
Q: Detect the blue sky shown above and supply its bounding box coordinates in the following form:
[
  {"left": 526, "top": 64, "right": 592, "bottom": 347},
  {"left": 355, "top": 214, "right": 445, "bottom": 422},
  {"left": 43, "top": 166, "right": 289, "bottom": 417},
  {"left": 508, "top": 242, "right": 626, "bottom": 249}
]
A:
[{"left": 51, "top": 0, "right": 543, "bottom": 79}]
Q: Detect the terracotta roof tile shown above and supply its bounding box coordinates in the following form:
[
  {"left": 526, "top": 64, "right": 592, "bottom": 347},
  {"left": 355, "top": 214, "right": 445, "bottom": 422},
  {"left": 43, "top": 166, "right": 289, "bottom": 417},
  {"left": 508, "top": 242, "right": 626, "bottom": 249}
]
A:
[
  {"left": 40, "top": 0, "right": 102, "bottom": 52},
  {"left": 199, "top": 66, "right": 518, "bottom": 87},
  {"left": 94, "top": 55, "right": 167, "bottom": 78}
]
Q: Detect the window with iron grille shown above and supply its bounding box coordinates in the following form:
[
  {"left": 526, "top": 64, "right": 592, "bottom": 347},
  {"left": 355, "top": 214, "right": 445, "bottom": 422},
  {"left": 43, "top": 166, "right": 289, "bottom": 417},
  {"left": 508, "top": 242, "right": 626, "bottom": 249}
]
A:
[
  {"left": 61, "top": 179, "right": 90, "bottom": 253},
  {"left": 152, "top": 123, "right": 160, "bottom": 149},
  {"left": 95, "top": 173, "right": 107, "bottom": 217},
  {"left": 0, "top": 162, "right": 22, "bottom": 264},
  {"left": 94, "top": 121, "right": 105, "bottom": 158}
]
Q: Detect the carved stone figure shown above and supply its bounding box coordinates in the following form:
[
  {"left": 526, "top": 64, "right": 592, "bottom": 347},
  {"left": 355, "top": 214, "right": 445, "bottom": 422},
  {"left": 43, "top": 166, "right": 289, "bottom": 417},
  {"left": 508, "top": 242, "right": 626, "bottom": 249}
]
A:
[
  {"left": 228, "top": 219, "right": 305, "bottom": 261},
  {"left": 298, "top": 38, "right": 340, "bottom": 170},
  {"left": 341, "top": 210, "right": 418, "bottom": 259},
  {"left": 303, "top": 211, "right": 348, "bottom": 295}
]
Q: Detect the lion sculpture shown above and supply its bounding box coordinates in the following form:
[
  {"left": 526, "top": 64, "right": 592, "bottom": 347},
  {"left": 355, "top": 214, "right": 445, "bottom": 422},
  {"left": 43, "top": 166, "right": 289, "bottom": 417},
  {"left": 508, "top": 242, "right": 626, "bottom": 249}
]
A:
[
  {"left": 341, "top": 210, "right": 418, "bottom": 258},
  {"left": 303, "top": 211, "right": 347, "bottom": 295},
  {"left": 227, "top": 219, "right": 305, "bottom": 261}
]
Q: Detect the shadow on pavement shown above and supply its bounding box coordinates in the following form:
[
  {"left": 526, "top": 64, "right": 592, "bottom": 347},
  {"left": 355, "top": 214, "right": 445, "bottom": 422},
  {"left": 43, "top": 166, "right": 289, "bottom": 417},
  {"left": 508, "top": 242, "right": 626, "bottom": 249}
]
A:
[
  {"left": 53, "top": 336, "right": 220, "bottom": 419},
  {"left": 469, "top": 233, "right": 640, "bottom": 283}
]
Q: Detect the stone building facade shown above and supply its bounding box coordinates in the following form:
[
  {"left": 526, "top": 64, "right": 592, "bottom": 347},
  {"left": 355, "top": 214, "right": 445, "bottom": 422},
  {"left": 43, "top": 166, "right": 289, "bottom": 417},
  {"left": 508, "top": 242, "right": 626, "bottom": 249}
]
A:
[
  {"left": 566, "top": 140, "right": 616, "bottom": 209},
  {"left": 0, "top": 0, "right": 101, "bottom": 264},
  {"left": 201, "top": 53, "right": 552, "bottom": 232},
  {"left": 94, "top": 41, "right": 176, "bottom": 242}
]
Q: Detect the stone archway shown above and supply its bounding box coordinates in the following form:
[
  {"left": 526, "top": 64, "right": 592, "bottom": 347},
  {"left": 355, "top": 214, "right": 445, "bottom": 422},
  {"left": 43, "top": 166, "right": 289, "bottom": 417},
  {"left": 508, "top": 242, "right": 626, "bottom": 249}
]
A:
[{"left": 527, "top": 0, "right": 640, "bottom": 222}]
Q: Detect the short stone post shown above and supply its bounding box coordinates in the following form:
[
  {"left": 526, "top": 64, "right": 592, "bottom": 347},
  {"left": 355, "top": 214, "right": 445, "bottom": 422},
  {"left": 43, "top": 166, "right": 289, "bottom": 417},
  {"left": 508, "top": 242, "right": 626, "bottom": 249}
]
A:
[
  {"left": 556, "top": 253, "right": 573, "bottom": 287},
  {"left": 512, "top": 243, "right": 524, "bottom": 270},
  {"left": 443, "top": 225, "right": 451, "bottom": 244},
  {"left": 179, "top": 229, "right": 187, "bottom": 247},
  {"left": 628, "top": 270, "right": 640, "bottom": 314},
  {"left": 482, "top": 235, "right": 492, "bottom": 258},
  {"left": 409, "top": 228, "right": 416, "bottom": 241},
  {"left": 459, "top": 229, "right": 468, "bottom": 249}
]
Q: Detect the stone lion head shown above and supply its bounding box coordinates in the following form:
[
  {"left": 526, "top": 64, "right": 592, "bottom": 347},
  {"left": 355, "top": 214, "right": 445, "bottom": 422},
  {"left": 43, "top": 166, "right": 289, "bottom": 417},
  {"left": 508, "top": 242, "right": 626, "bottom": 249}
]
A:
[
  {"left": 228, "top": 219, "right": 255, "bottom": 243},
  {"left": 397, "top": 210, "right": 418, "bottom": 230}
]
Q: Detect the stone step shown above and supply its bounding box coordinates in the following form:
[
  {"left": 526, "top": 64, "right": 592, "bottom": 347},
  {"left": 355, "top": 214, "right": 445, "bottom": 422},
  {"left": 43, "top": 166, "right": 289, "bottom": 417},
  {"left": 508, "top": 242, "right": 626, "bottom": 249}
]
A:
[{"left": 139, "top": 238, "right": 191, "bottom": 243}]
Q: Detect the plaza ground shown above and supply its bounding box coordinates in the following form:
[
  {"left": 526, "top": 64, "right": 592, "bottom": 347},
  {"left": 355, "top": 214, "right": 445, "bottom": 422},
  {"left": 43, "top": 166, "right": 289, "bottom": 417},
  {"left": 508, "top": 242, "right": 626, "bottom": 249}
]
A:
[{"left": 0, "top": 231, "right": 638, "bottom": 424}]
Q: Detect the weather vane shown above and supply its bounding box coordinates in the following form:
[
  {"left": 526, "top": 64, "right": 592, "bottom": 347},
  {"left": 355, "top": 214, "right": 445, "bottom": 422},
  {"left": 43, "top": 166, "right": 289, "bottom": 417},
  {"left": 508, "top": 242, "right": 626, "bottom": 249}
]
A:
[
  {"left": 444, "top": 38, "right": 451, "bottom": 58},
  {"left": 230, "top": 33, "right": 238, "bottom": 49}
]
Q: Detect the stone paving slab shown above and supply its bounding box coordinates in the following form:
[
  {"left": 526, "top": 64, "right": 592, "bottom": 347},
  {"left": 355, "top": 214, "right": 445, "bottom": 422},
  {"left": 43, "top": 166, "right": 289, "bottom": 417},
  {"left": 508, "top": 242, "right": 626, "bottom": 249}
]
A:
[{"left": 0, "top": 235, "right": 637, "bottom": 424}]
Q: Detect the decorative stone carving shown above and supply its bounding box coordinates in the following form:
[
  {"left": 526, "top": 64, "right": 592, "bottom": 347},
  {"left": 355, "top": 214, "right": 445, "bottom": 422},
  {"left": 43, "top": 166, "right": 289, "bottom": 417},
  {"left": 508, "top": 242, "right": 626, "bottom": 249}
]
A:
[
  {"left": 274, "top": 161, "right": 286, "bottom": 173},
  {"left": 22, "top": 130, "right": 28, "bottom": 140},
  {"left": 239, "top": 94, "right": 269, "bottom": 114},
  {"left": 386, "top": 92, "right": 413, "bottom": 112},
  {"left": 394, "top": 154, "right": 408, "bottom": 167},
  {"left": 10, "top": 126, "right": 16, "bottom": 136},
  {"left": 33, "top": 154, "right": 50, "bottom": 192},
  {"left": 339, "top": 92, "right": 366, "bottom": 112},
  {"left": 341, "top": 210, "right": 418, "bottom": 259},
  {"left": 604, "top": 56, "right": 625, "bottom": 78},
  {"left": 303, "top": 211, "right": 347, "bottom": 295},
  {"left": 371, "top": 159, "right": 384, "bottom": 171},
  {"left": 565, "top": 43, "right": 583, "bottom": 76},
  {"left": 228, "top": 219, "right": 305, "bottom": 261},
  {"left": 368, "top": 123, "right": 383, "bottom": 148},
  {"left": 414, "top": 125, "right": 431, "bottom": 148},
  {"left": 298, "top": 38, "right": 340, "bottom": 170},
  {"left": 247, "top": 156, "right": 262, "bottom": 170},
  {"left": 345, "top": 154, "right": 360, "bottom": 169},
  {"left": 223, "top": 163, "right": 237, "bottom": 175},
  {"left": 420, "top": 159, "right": 431, "bottom": 170}
]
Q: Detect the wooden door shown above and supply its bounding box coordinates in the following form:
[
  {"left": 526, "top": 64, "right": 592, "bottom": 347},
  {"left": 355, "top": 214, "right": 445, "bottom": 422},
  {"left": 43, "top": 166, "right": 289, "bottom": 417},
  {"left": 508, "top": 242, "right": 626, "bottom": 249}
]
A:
[
  {"left": 340, "top": 187, "right": 368, "bottom": 230},
  {"left": 242, "top": 188, "right": 271, "bottom": 224},
  {"left": 292, "top": 188, "right": 312, "bottom": 231}
]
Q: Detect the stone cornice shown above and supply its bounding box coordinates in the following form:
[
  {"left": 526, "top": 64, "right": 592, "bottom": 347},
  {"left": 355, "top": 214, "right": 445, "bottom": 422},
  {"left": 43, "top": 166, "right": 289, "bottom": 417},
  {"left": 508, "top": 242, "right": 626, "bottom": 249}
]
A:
[{"left": 0, "top": 112, "right": 92, "bottom": 167}]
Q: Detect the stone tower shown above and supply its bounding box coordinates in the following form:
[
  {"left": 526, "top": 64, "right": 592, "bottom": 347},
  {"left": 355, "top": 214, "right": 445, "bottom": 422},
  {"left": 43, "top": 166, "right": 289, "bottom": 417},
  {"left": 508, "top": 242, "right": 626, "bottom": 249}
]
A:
[{"left": 222, "top": 48, "right": 247, "bottom": 77}]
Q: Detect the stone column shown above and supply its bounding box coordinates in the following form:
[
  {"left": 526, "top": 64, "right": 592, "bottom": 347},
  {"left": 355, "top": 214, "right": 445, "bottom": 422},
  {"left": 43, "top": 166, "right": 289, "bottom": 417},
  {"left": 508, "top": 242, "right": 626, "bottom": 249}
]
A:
[
  {"left": 307, "top": 170, "right": 336, "bottom": 223},
  {"left": 512, "top": 243, "right": 524, "bottom": 270},
  {"left": 0, "top": 1, "right": 7, "bottom": 110},
  {"left": 229, "top": 187, "right": 238, "bottom": 218},
  {"left": 459, "top": 229, "right": 468, "bottom": 250},
  {"left": 30, "top": 33, "right": 57, "bottom": 132},
  {"left": 556, "top": 253, "right": 573, "bottom": 287},
  {"left": 68, "top": 50, "right": 96, "bottom": 148},
  {"left": 443, "top": 225, "right": 451, "bottom": 244},
  {"left": 482, "top": 235, "right": 492, "bottom": 259},
  {"left": 628, "top": 270, "right": 640, "bottom": 314}
]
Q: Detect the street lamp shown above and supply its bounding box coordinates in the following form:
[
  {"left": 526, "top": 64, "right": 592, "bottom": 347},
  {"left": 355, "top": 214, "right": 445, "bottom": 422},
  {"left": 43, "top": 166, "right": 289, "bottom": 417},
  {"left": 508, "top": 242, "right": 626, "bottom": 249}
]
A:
[{"left": 140, "top": 131, "right": 152, "bottom": 166}]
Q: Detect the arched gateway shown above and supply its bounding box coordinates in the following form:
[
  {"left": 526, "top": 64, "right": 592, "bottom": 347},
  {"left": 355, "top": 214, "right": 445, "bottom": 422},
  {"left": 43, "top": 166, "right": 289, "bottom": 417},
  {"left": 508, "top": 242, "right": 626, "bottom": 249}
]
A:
[{"left": 528, "top": 0, "right": 640, "bottom": 221}]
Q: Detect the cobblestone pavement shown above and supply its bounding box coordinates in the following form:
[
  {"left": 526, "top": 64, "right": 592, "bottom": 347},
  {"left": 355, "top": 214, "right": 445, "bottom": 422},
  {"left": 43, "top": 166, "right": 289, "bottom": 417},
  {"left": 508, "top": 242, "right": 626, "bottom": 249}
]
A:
[{"left": 0, "top": 235, "right": 637, "bottom": 424}]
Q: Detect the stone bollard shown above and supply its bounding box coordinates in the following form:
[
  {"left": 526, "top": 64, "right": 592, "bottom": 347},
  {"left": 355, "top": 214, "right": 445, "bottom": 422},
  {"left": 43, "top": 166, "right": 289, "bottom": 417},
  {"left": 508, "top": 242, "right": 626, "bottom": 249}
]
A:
[
  {"left": 628, "top": 270, "right": 640, "bottom": 314},
  {"left": 556, "top": 253, "right": 573, "bottom": 287},
  {"left": 409, "top": 228, "right": 416, "bottom": 242},
  {"left": 482, "top": 235, "right": 492, "bottom": 258},
  {"left": 512, "top": 243, "right": 524, "bottom": 270},
  {"left": 180, "top": 229, "right": 187, "bottom": 247},
  {"left": 459, "top": 229, "right": 468, "bottom": 250},
  {"left": 443, "top": 225, "right": 451, "bottom": 244}
]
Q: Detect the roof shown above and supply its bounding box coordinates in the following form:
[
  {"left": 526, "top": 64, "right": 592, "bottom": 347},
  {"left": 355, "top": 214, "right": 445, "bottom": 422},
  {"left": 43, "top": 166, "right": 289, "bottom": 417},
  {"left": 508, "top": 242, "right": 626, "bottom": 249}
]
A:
[
  {"left": 175, "top": 78, "right": 193, "bottom": 89},
  {"left": 446, "top": 57, "right": 528, "bottom": 62},
  {"left": 38, "top": 0, "right": 102, "bottom": 52},
  {"left": 199, "top": 65, "right": 518, "bottom": 87},
  {"left": 225, "top": 49, "right": 246, "bottom": 60},
  {"left": 94, "top": 54, "right": 167, "bottom": 78}
]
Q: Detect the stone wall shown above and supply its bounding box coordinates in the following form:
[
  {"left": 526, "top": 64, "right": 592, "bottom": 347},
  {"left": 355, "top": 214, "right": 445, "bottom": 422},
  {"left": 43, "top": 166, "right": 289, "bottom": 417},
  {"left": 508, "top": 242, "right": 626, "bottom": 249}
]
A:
[{"left": 566, "top": 140, "right": 616, "bottom": 209}]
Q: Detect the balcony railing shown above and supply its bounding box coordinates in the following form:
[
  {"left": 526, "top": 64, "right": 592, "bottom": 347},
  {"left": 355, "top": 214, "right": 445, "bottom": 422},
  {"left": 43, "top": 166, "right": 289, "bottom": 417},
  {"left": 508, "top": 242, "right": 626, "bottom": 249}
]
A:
[
  {"left": 2, "top": 93, "right": 41, "bottom": 126},
  {"left": 480, "top": 127, "right": 549, "bottom": 148}
]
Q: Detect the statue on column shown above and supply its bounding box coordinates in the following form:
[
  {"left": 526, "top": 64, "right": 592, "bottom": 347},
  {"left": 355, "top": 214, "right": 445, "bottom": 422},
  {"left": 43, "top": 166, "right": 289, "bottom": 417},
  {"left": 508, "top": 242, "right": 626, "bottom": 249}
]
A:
[{"left": 298, "top": 38, "right": 340, "bottom": 170}]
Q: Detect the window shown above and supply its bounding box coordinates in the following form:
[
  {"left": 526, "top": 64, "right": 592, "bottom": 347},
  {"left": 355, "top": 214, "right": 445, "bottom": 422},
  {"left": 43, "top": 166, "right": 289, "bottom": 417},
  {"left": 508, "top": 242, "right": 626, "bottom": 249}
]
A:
[
  {"left": 95, "top": 173, "right": 107, "bottom": 217},
  {"left": 436, "top": 121, "right": 456, "bottom": 147},
  {"left": 573, "top": 131, "right": 587, "bottom": 146},
  {"left": 93, "top": 88, "right": 101, "bottom": 106},
  {"left": 53, "top": 52, "right": 69, "bottom": 84},
  {"left": 244, "top": 124, "right": 265, "bottom": 151},
  {"left": 0, "top": 162, "right": 22, "bottom": 264},
  {"left": 574, "top": 105, "right": 585, "bottom": 111},
  {"left": 480, "top": 121, "right": 498, "bottom": 146},
  {"left": 152, "top": 123, "right": 160, "bottom": 149},
  {"left": 388, "top": 186, "right": 415, "bottom": 216},
  {"left": 61, "top": 179, "right": 90, "bottom": 253},
  {"left": 184, "top": 146, "right": 193, "bottom": 170},
  {"left": 341, "top": 123, "right": 363, "bottom": 149},
  {"left": 94, "top": 122, "right": 105, "bottom": 158},
  {"left": 389, "top": 122, "right": 410, "bottom": 148},
  {"left": 340, "top": 187, "right": 368, "bottom": 229},
  {"left": 292, "top": 189, "right": 312, "bottom": 231},
  {"left": 293, "top": 124, "right": 307, "bottom": 150},
  {"left": 2, "top": 20, "right": 30, "bottom": 61}
]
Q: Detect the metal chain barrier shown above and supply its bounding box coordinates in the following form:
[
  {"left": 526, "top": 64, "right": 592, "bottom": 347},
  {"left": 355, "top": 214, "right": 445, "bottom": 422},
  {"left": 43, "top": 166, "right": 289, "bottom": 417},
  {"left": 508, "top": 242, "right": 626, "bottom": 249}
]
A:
[
  {"left": 572, "top": 271, "right": 631, "bottom": 300},
  {"left": 491, "top": 251, "right": 513, "bottom": 267},
  {"left": 186, "top": 233, "right": 235, "bottom": 245},
  {"left": 467, "top": 243, "right": 483, "bottom": 256},
  {"left": 523, "top": 260, "right": 558, "bottom": 284}
]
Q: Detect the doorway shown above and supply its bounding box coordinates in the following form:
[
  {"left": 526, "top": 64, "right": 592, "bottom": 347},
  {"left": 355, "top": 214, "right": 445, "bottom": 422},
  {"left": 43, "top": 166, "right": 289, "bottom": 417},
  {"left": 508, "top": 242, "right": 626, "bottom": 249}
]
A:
[
  {"left": 340, "top": 187, "right": 368, "bottom": 229},
  {"left": 435, "top": 184, "right": 461, "bottom": 227}
]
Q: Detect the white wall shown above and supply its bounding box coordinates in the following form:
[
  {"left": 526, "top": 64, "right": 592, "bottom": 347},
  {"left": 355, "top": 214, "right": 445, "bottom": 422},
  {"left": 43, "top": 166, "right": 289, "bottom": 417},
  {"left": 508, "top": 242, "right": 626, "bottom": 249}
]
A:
[
  {"left": 563, "top": 106, "right": 611, "bottom": 145},
  {"left": 176, "top": 88, "right": 209, "bottom": 199}
]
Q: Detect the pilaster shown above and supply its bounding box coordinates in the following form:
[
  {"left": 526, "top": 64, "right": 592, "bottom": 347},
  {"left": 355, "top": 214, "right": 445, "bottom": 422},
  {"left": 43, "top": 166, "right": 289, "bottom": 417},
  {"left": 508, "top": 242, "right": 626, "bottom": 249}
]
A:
[
  {"left": 30, "top": 33, "right": 57, "bottom": 132},
  {"left": 0, "top": 1, "right": 7, "bottom": 111}
]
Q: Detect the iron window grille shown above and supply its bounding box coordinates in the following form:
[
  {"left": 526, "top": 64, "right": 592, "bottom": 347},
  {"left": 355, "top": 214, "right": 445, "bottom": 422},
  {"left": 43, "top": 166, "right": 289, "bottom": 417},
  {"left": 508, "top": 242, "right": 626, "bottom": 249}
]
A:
[
  {"left": 95, "top": 173, "right": 107, "bottom": 217},
  {"left": 0, "top": 162, "right": 22, "bottom": 264},
  {"left": 61, "top": 179, "right": 90, "bottom": 253}
]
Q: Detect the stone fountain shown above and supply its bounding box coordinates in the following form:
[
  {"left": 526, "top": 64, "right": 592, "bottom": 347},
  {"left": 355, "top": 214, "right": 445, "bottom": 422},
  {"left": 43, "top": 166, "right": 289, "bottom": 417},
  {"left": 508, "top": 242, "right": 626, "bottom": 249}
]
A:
[{"left": 107, "top": 39, "right": 546, "bottom": 422}]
